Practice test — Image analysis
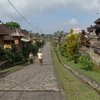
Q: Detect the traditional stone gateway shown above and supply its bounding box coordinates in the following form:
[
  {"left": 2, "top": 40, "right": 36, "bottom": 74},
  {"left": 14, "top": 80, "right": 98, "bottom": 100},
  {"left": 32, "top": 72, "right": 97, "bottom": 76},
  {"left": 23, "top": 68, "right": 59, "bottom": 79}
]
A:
[{"left": 87, "top": 18, "right": 100, "bottom": 66}]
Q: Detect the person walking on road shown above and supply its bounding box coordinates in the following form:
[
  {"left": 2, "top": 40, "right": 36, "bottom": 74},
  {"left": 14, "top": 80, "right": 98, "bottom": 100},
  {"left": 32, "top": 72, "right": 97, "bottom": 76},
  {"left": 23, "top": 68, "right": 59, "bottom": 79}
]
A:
[
  {"left": 37, "top": 49, "right": 43, "bottom": 65},
  {"left": 29, "top": 52, "right": 33, "bottom": 64}
]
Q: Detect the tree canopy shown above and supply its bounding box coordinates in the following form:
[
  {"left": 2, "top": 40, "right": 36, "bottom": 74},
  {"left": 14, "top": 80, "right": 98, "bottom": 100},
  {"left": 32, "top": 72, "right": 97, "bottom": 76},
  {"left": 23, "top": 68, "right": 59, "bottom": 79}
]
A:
[
  {"left": 66, "top": 29, "right": 78, "bottom": 60},
  {"left": 53, "top": 31, "right": 65, "bottom": 42},
  {"left": 5, "top": 21, "right": 20, "bottom": 29}
]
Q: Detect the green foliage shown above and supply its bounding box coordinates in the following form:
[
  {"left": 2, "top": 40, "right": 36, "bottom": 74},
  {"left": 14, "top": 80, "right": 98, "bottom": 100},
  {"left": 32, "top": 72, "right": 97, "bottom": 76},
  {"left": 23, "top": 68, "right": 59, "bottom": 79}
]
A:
[
  {"left": 14, "top": 53, "right": 24, "bottom": 62},
  {"left": 0, "top": 49, "right": 15, "bottom": 61},
  {"left": 4, "top": 50, "right": 15, "bottom": 60},
  {"left": 22, "top": 40, "right": 45, "bottom": 58},
  {"left": 60, "top": 44, "right": 68, "bottom": 58},
  {"left": 92, "top": 63, "right": 100, "bottom": 72},
  {"left": 52, "top": 41, "right": 58, "bottom": 47},
  {"left": 5, "top": 21, "right": 20, "bottom": 29},
  {"left": 0, "top": 45, "right": 4, "bottom": 60},
  {"left": 79, "top": 54, "right": 93, "bottom": 70},
  {"left": 31, "top": 33, "right": 41, "bottom": 38},
  {"left": 53, "top": 30, "right": 65, "bottom": 42},
  {"left": 52, "top": 46, "right": 100, "bottom": 100},
  {"left": 0, "top": 46, "right": 24, "bottom": 62},
  {"left": 44, "top": 34, "right": 53, "bottom": 41},
  {"left": 66, "top": 29, "right": 78, "bottom": 60},
  {"left": 73, "top": 53, "right": 81, "bottom": 63},
  {"left": 0, "top": 45, "right": 4, "bottom": 52},
  {"left": 0, "top": 45, "right": 14, "bottom": 61},
  {"left": 58, "top": 30, "right": 82, "bottom": 62},
  {"left": 22, "top": 43, "right": 32, "bottom": 58}
]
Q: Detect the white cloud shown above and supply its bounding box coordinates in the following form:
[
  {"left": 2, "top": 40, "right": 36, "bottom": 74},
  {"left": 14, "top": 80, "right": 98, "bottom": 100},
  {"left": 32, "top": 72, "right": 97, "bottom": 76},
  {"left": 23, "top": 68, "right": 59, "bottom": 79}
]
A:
[
  {"left": 0, "top": 0, "right": 100, "bottom": 18},
  {"left": 0, "top": 0, "right": 100, "bottom": 33},
  {"left": 69, "top": 18, "right": 78, "bottom": 24}
]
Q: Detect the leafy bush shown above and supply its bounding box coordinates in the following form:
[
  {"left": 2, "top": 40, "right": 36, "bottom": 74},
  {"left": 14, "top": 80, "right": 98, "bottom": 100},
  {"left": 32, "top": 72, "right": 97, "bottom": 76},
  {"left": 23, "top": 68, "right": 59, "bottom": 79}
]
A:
[
  {"left": 0, "top": 46, "right": 4, "bottom": 61},
  {"left": 79, "top": 54, "right": 93, "bottom": 70},
  {"left": 73, "top": 53, "right": 81, "bottom": 63},
  {"left": 22, "top": 40, "right": 45, "bottom": 58},
  {"left": 52, "top": 41, "right": 58, "bottom": 47},
  {"left": 4, "top": 50, "right": 15, "bottom": 60},
  {"left": 60, "top": 44, "right": 68, "bottom": 58},
  {"left": 0, "top": 47, "right": 24, "bottom": 62},
  {"left": 0, "top": 49, "right": 15, "bottom": 61},
  {"left": 0, "top": 45, "right": 4, "bottom": 52},
  {"left": 22, "top": 43, "right": 33, "bottom": 58},
  {"left": 14, "top": 53, "right": 24, "bottom": 62}
]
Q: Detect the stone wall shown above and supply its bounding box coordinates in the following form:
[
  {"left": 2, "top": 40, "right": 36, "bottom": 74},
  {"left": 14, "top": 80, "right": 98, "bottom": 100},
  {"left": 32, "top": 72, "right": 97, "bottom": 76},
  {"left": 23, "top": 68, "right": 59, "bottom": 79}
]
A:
[{"left": 79, "top": 46, "right": 100, "bottom": 66}]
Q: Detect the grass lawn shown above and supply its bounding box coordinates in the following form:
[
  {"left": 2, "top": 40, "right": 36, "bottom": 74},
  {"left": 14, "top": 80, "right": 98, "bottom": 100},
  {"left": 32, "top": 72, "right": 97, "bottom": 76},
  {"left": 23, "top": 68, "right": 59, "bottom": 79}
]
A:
[
  {"left": 0, "top": 62, "right": 29, "bottom": 78},
  {"left": 51, "top": 47, "right": 100, "bottom": 100},
  {"left": 56, "top": 50, "right": 100, "bottom": 83}
]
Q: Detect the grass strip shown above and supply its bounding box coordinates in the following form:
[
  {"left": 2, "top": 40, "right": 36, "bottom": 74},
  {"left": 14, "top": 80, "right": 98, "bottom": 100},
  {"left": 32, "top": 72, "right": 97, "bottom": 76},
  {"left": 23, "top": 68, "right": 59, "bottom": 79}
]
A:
[
  {"left": 0, "top": 62, "right": 28, "bottom": 78},
  {"left": 57, "top": 50, "right": 100, "bottom": 83},
  {"left": 51, "top": 47, "right": 100, "bottom": 100}
]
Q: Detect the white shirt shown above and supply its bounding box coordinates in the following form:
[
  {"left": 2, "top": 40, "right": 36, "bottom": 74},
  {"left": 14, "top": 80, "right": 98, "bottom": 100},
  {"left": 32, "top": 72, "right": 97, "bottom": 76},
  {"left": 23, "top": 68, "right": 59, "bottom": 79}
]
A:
[
  {"left": 38, "top": 52, "right": 43, "bottom": 59},
  {"left": 29, "top": 53, "right": 33, "bottom": 59}
]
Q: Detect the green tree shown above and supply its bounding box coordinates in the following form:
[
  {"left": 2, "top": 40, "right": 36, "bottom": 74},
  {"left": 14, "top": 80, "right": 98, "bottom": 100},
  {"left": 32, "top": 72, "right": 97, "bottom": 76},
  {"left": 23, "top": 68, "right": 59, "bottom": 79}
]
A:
[
  {"left": 31, "top": 32, "right": 40, "bottom": 38},
  {"left": 5, "top": 21, "right": 20, "bottom": 29},
  {"left": 53, "top": 31, "right": 65, "bottom": 42},
  {"left": 66, "top": 29, "right": 78, "bottom": 60},
  {"left": 44, "top": 34, "right": 53, "bottom": 41}
]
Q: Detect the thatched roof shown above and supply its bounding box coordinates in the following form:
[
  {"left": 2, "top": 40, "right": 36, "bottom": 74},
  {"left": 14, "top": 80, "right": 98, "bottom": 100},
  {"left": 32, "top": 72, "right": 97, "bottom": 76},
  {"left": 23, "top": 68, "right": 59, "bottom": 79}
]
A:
[
  {"left": 0, "top": 24, "right": 12, "bottom": 36},
  {"left": 3, "top": 36, "right": 14, "bottom": 41},
  {"left": 94, "top": 18, "right": 100, "bottom": 24},
  {"left": 11, "top": 29, "right": 24, "bottom": 37}
]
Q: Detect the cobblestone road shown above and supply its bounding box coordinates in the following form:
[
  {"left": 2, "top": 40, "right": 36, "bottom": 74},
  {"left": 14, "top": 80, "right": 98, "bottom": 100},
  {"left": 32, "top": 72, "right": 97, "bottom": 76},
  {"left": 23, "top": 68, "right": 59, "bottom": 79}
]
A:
[{"left": 0, "top": 42, "right": 65, "bottom": 100}]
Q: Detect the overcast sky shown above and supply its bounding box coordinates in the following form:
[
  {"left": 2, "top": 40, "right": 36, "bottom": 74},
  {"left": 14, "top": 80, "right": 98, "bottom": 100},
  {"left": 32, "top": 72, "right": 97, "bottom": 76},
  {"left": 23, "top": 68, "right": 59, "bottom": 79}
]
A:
[{"left": 0, "top": 0, "right": 100, "bottom": 34}]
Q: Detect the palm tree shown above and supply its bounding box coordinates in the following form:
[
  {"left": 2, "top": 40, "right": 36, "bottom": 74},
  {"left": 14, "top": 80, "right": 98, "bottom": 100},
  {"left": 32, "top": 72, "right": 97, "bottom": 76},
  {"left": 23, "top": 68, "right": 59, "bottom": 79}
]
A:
[{"left": 53, "top": 31, "right": 65, "bottom": 42}]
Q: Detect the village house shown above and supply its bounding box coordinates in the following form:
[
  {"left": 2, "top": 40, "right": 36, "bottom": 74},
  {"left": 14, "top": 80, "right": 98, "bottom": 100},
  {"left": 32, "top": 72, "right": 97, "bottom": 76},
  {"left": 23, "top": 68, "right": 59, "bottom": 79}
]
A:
[
  {"left": 0, "top": 24, "right": 12, "bottom": 46},
  {"left": 0, "top": 24, "right": 32, "bottom": 53},
  {"left": 20, "top": 29, "right": 32, "bottom": 47},
  {"left": 11, "top": 29, "right": 24, "bottom": 53},
  {"left": 73, "top": 28, "right": 81, "bottom": 34}
]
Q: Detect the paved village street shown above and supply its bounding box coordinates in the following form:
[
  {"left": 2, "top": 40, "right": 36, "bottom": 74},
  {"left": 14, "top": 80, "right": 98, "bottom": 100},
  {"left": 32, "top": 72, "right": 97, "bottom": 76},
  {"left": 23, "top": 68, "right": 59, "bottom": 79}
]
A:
[{"left": 0, "top": 42, "right": 65, "bottom": 100}]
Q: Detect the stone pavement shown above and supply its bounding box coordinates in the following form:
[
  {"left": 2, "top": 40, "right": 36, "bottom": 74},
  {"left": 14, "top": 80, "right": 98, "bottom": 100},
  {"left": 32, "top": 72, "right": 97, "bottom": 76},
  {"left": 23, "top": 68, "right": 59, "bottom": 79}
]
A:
[{"left": 0, "top": 42, "right": 66, "bottom": 100}]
